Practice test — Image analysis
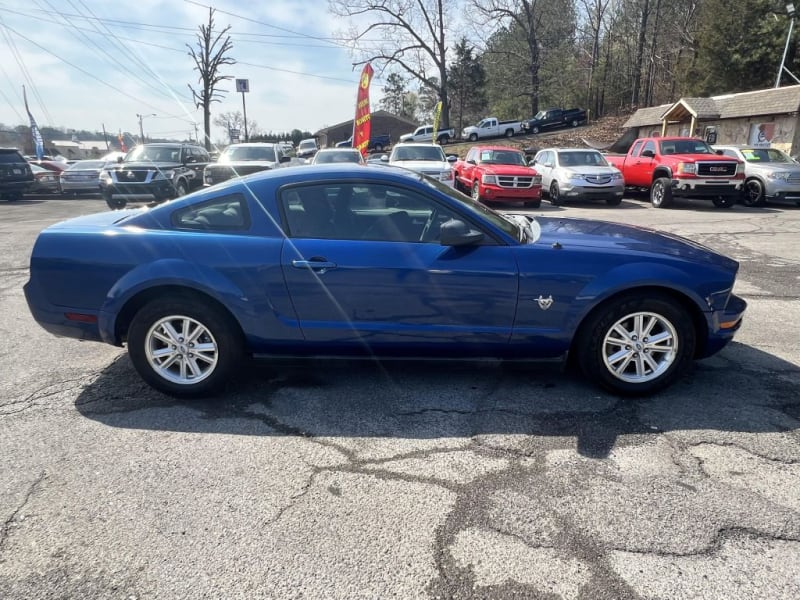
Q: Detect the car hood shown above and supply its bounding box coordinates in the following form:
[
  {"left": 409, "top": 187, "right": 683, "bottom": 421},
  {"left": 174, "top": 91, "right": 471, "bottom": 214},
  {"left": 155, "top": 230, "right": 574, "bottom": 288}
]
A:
[
  {"left": 111, "top": 161, "right": 183, "bottom": 169},
  {"left": 390, "top": 160, "right": 448, "bottom": 171},
  {"left": 533, "top": 216, "right": 738, "bottom": 270},
  {"left": 557, "top": 165, "right": 620, "bottom": 176},
  {"left": 480, "top": 164, "right": 537, "bottom": 176},
  {"left": 667, "top": 153, "right": 738, "bottom": 163},
  {"left": 209, "top": 161, "right": 278, "bottom": 168},
  {"left": 746, "top": 162, "right": 800, "bottom": 175}
]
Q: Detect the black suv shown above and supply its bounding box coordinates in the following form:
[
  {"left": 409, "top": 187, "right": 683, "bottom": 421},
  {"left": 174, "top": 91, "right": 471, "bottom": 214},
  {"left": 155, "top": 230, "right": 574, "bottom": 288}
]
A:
[
  {"left": 0, "top": 148, "right": 34, "bottom": 201},
  {"left": 99, "top": 143, "right": 210, "bottom": 209}
]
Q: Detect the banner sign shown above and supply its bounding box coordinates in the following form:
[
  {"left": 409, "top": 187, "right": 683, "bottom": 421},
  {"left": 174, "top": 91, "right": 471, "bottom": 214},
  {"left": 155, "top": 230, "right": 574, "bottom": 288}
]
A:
[
  {"left": 23, "top": 86, "right": 44, "bottom": 160},
  {"left": 352, "top": 63, "right": 374, "bottom": 157},
  {"left": 432, "top": 101, "right": 443, "bottom": 144}
]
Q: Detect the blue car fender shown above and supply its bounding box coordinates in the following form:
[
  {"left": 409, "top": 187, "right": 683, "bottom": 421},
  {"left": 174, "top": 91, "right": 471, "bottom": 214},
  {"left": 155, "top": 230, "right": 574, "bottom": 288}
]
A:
[
  {"left": 565, "top": 261, "right": 711, "bottom": 333},
  {"left": 97, "top": 258, "right": 249, "bottom": 344}
]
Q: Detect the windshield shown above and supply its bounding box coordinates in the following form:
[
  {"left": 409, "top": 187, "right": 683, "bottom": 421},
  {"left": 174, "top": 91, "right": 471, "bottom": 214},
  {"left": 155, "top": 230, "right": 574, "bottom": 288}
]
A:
[
  {"left": 125, "top": 146, "right": 180, "bottom": 162},
  {"left": 556, "top": 150, "right": 609, "bottom": 167},
  {"left": 220, "top": 146, "right": 276, "bottom": 162},
  {"left": 298, "top": 140, "right": 316, "bottom": 150},
  {"left": 478, "top": 149, "right": 527, "bottom": 166},
  {"left": 421, "top": 175, "right": 535, "bottom": 243},
  {"left": 533, "top": 111, "right": 546, "bottom": 120},
  {"left": 391, "top": 145, "right": 446, "bottom": 162},
  {"left": 659, "top": 140, "right": 714, "bottom": 155},
  {"left": 314, "top": 151, "right": 362, "bottom": 164},
  {"left": 741, "top": 148, "right": 794, "bottom": 163}
]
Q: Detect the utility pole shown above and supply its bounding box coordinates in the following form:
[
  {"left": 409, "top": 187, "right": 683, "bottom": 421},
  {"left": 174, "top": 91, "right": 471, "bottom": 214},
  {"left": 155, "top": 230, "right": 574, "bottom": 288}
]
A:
[
  {"left": 136, "top": 113, "right": 156, "bottom": 143},
  {"left": 776, "top": 3, "right": 798, "bottom": 87}
]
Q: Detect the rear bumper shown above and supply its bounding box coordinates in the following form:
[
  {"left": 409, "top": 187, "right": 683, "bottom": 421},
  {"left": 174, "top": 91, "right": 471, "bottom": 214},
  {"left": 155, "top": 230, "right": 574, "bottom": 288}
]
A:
[{"left": 23, "top": 279, "right": 103, "bottom": 342}]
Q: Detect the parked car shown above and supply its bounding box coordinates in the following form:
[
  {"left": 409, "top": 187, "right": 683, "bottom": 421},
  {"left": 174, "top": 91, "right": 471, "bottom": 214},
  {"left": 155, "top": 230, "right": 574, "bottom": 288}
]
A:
[
  {"left": 398, "top": 125, "right": 455, "bottom": 145},
  {"left": 28, "top": 159, "right": 68, "bottom": 174},
  {"left": 0, "top": 147, "right": 34, "bottom": 201},
  {"left": 335, "top": 134, "right": 392, "bottom": 153},
  {"left": 296, "top": 138, "right": 319, "bottom": 159},
  {"left": 461, "top": 117, "right": 525, "bottom": 142},
  {"left": 58, "top": 159, "right": 108, "bottom": 196},
  {"left": 311, "top": 148, "right": 366, "bottom": 165},
  {"left": 531, "top": 148, "right": 625, "bottom": 206},
  {"left": 203, "top": 142, "right": 291, "bottom": 187},
  {"left": 521, "top": 108, "right": 587, "bottom": 134},
  {"left": 386, "top": 142, "right": 456, "bottom": 187},
  {"left": 713, "top": 145, "right": 800, "bottom": 207},
  {"left": 605, "top": 137, "right": 743, "bottom": 208},
  {"left": 29, "top": 164, "right": 61, "bottom": 194},
  {"left": 453, "top": 145, "right": 542, "bottom": 207},
  {"left": 99, "top": 143, "right": 210, "bottom": 209},
  {"left": 24, "top": 164, "right": 747, "bottom": 398}
]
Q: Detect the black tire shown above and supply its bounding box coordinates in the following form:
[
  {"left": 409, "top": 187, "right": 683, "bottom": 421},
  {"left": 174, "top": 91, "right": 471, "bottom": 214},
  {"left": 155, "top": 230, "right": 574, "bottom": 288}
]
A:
[
  {"left": 127, "top": 296, "right": 244, "bottom": 397},
  {"left": 606, "top": 196, "right": 622, "bottom": 206},
  {"left": 549, "top": 182, "right": 562, "bottom": 206},
  {"left": 468, "top": 133, "right": 478, "bottom": 142},
  {"left": 505, "top": 128, "right": 514, "bottom": 138},
  {"left": 524, "top": 199, "right": 541, "bottom": 208},
  {"left": 173, "top": 180, "right": 188, "bottom": 198},
  {"left": 742, "top": 179, "right": 766, "bottom": 206},
  {"left": 104, "top": 192, "right": 127, "bottom": 210},
  {"left": 471, "top": 181, "right": 481, "bottom": 202},
  {"left": 7, "top": 191, "right": 22, "bottom": 201},
  {"left": 437, "top": 134, "right": 450, "bottom": 145},
  {"left": 531, "top": 125, "right": 540, "bottom": 134},
  {"left": 712, "top": 195, "right": 735, "bottom": 209},
  {"left": 576, "top": 293, "right": 696, "bottom": 396},
  {"left": 650, "top": 177, "right": 673, "bottom": 208},
  {"left": 571, "top": 119, "right": 579, "bottom": 127}
]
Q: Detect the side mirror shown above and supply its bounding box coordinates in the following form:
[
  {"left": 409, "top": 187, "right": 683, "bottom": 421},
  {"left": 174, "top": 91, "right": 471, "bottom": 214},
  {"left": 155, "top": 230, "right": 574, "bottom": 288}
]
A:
[
  {"left": 467, "top": 159, "right": 477, "bottom": 165},
  {"left": 439, "top": 218, "right": 484, "bottom": 246},
  {"left": 528, "top": 158, "right": 537, "bottom": 165},
  {"left": 117, "top": 156, "right": 124, "bottom": 163},
  {"left": 641, "top": 149, "right": 655, "bottom": 158},
  {"left": 380, "top": 155, "right": 389, "bottom": 162},
  {"left": 447, "top": 155, "right": 458, "bottom": 163},
  {"left": 715, "top": 149, "right": 724, "bottom": 155},
  {"left": 186, "top": 156, "right": 197, "bottom": 164}
]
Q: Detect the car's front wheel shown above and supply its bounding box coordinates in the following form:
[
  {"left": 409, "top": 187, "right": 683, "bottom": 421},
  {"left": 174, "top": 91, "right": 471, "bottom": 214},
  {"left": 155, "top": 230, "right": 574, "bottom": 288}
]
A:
[
  {"left": 173, "top": 180, "right": 188, "bottom": 198},
  {"left": 549, "top": 182, "right": 561, "bottom": 205},
  {"left": 471, "top": 181, "right": 482, "bottom": 202},
  {"left": 576, "top": 294, "right": 696, "bottom": 396},
  {"left": 127, "top": 296, "right": 244, "bottom": 397},
  {"left": 743, "top": 178, "right": 766, "bottom": 206},
  {"left": 103, "top": 192, "right": 127, "bottom": 210},
  {"left": 650, "top": 177, "right": 673, "bottom": 208},
  {"left": 468, "top": 133, "right": 478, "bottom": 142}
]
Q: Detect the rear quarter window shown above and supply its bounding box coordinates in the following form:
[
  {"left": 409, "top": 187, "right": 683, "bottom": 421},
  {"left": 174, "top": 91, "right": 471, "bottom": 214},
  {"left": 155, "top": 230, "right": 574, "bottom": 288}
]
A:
[{"left": 171, "top": 194, "right": 250, "bottom": 231}]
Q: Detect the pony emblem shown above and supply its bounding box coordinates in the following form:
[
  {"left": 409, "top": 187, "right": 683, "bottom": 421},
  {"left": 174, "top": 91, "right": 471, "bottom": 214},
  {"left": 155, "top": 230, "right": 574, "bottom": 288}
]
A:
[{"left": 536, "top": 295, "right": 554, "bottom": 310}]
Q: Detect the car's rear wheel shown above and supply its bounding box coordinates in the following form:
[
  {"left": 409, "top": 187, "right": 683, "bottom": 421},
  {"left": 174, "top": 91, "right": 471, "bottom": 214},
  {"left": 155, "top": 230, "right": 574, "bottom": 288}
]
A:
[
  {"left": 650, "top": 177, "right": 673, "bottom": 208},
  {"left": 576, "top": 294, "right": 696, "bottom": 396},
  {"left": 438, "top": 134, "right": 450, "bottom": 145},
  {"left": 505, "top": 129, "right": 514, "bottom": 138},
  {"left": 712, "top": 195, "right": 735, "bottom": 209},
  {"left": 127, "top": 296, "right": 244, "bottom": 397},
  {"left": 549, "top": 182, "right": 561, "bottom": 205},
  {"left": 103, "top": 192, "right": 127, "bottom": 210}
]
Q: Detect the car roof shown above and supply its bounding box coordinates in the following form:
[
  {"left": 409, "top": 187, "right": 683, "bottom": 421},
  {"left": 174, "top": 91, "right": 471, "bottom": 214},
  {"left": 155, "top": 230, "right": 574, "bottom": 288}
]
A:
[
  {"left": 227, "top": 142, "right": 278, "bottom": 147},
  {"left": 472, "top": 145, "right": 524, "bottom": 152}
]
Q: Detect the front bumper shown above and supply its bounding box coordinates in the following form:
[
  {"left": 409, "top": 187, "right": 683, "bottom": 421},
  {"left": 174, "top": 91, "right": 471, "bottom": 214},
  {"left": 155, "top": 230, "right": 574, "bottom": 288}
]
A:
[
  {"left": 671, "top": 177, "right": 743, "bottom": 197},
  {"left": 703, "top": 293, "right": 747, "bottom": 357},
  {"left": 762, "top": 178, "right": 800, "bottom": 201},
  {"left": 479, "top": 183, "right": 541, "bottom": 202},
  {"left": 558, "top": 181, "right": 624, "bottom": 200},
  {"left": 100, "top": 179, "right": 174, "bottom": 199}
]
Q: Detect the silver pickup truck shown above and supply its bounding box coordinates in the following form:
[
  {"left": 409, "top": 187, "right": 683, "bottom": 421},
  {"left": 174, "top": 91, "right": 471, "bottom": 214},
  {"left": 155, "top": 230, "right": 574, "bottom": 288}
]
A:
[{"left": 398, "top": 125, "right": 455, "bottom": 145}]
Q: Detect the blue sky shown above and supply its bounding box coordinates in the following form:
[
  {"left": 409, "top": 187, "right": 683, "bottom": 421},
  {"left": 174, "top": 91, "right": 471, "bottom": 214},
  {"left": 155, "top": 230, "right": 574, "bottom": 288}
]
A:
[{"left": 0, "top": 0, "right": 379, "bottom": 144}]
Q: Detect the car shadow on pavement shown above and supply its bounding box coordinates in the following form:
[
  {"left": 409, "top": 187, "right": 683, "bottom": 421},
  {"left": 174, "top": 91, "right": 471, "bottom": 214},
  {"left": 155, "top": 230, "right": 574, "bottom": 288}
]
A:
[{"left": 74, "top": 341, "right": 800, "bottom": 460}]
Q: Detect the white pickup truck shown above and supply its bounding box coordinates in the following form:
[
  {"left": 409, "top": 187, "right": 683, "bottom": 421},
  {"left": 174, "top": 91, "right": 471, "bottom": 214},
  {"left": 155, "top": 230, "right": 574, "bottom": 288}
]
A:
[
  {"left": 461, "top": 117, "right": 524, "bottom": 142},
  {"left": 398, "top": 125, "right": 456, "bottom": 145}
]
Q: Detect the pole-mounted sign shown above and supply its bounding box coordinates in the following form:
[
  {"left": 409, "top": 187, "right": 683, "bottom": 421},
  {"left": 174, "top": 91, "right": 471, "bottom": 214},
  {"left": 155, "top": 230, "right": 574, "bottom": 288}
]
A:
[{"left": 236, "top": 79, "right": 250, "bottom": 141}]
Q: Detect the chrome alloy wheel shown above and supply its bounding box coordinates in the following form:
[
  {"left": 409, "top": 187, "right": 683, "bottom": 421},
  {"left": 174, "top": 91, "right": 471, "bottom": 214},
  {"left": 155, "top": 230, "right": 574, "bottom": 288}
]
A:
[
  {"left": 602, "top": 311, "right": 679, "bottom": 383},
  {"left": 144, "top": 315, "right": 219, "bottom": 385}
]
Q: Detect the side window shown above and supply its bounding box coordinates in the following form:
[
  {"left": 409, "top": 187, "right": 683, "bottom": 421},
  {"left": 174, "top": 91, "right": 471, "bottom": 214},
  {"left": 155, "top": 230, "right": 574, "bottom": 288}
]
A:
[
  {"left": 171, "top": 194, "right": 249, "bottom": 230},
  {"left": 642, "top": 140, "right": 656, "bottom": 156},
  {"left": 630, "top": 141, "right": 644, "bottom": 157},
  {"left": 195, "top": 147, "right": 210, "bottom": 163},
  {"left": 466, "top": 148, "right": 476, "bottom": 162},
  {"left": 721, "top": 149, "right": 738, "bottom": 159},
  {"left": 281, "top": 183, "right": 461, "bottom": 243}
]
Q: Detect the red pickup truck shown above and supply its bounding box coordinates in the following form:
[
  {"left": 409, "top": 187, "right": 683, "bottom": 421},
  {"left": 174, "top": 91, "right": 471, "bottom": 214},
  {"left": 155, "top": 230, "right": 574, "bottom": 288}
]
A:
[
  {"left": 605, "top": 136, "right": 744, "bottom": 208},
  {"left": 453, "top": 145, "right": 542, "bottom": 207}
]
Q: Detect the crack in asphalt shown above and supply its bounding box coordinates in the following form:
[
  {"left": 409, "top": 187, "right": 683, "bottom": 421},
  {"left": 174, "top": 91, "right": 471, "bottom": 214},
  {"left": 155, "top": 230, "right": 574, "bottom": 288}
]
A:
[
  {"left": 688, "top": 440, "right": 800, "bottom": 466},
  {"left": 0, "top": 471, "right": 46, "bottom": 556},
  {"left": 0, "top": 377, "right": 88, "bottom": 416}
]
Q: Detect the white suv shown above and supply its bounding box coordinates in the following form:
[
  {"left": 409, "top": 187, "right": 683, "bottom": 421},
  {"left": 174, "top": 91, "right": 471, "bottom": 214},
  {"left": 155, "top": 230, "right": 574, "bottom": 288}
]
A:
[
  {"left": 385, "top": 143, "right": 456, "bottom": 187},
  {"left": 296, "top": 138, "right": 318, "bottom": 159}
]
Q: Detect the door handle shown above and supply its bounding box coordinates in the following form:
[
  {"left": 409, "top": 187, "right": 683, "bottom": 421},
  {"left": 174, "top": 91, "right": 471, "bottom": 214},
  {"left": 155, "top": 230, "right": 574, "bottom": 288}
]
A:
[{"left": 292, "top": 259, "right": 337, "bottom": 273}]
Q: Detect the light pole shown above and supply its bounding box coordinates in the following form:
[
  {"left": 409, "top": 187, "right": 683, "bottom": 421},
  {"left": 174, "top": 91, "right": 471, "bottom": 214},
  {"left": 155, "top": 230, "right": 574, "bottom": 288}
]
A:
[
  {"left": 776, "top": 3, "right": 797, "bottom": 87},
  {"left": 136, "top": 113, "right": 156, "bottom": 143}
]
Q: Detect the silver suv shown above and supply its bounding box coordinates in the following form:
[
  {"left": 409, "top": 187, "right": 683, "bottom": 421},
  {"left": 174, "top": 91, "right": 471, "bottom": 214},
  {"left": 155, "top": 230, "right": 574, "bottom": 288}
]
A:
[{"left": 714, "top": 145, "right": 800, "bottom": 206}]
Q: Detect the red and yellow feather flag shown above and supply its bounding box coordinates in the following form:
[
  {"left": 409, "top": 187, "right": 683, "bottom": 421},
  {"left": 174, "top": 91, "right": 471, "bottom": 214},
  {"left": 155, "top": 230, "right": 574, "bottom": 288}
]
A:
[{"left": 352, "top": 63, "right": 374, "bottom": 157}]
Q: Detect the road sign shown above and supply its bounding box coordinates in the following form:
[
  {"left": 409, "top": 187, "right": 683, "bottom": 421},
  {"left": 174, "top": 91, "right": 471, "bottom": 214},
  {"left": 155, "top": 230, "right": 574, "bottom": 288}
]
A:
[{"left": 235, "top": 79, "right": 250, "bottom": 93}]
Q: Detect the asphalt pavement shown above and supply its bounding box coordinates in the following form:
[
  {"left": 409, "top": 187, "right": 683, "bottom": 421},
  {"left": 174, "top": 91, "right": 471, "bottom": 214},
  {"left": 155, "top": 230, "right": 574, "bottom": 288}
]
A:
[{"left": 1, "top": 191, "right": 799, "bottom": 599}]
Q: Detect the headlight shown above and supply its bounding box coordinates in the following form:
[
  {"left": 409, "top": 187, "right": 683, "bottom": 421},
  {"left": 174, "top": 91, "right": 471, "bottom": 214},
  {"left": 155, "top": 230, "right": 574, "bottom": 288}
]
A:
[
  {"left": 677, "top": 162, "right": 696, "bottom": 174},
  {"left": 563, "top": 170, "right": 582, "bottom": 180},
  {"left": 768, "top": 171, "right": 790, "bottom": 180},
  {"left": 612, "top": 170, "right": 624, "bottom": 180},
  {"left": 204, "top": 172, "right": 213, "bottom": 184},
  {"left": 481, "top": 174, "right": 497, "bottom": 185},
  {"left": 532, "top": 175, "right": 542, "bottom": 185},
  {"left": 99, "top": 171, "right": 111, "bottom": 183},
  {"left": 440, "top": 169, "right": 453, "bottom": 181},
  {"left": 736, "top": 162, "right": 745, "bottom": 174}
]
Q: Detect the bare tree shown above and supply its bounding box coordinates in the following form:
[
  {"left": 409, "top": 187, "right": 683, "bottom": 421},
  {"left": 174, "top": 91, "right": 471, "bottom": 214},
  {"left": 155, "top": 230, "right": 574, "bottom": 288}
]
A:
[
  {"left": 577, "top": 0, "right": 614, "bottom": 118},
  {"left": 329, "top": 0, "right": 455, "bottom": 128},
  {"left": 187, "top": 8, "right": 236, "bottom": 150},
  {"left": 213, "top": 111, "right": 259, "bottom": 142}
]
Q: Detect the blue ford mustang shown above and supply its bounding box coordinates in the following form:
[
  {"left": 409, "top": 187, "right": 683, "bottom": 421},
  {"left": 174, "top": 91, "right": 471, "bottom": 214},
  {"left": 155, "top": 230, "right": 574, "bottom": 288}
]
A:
[{"left": 24, "top": 164, "right": 746, "bottom": 397}]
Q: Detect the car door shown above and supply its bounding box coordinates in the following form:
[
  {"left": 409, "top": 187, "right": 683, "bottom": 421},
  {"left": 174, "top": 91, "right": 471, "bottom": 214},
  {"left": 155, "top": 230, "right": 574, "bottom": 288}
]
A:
[
  {"left": 624, "top": 140, "right": 648, "bottom": 187},
  {"left": 460, "top": 148, "right": 478, "bottom": 187},
  {"left": 533, "top": 151, "right": 553, "bottom": 189},
  {"left": 278, "top": 181, "right": 519, "bottom": 349}
]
